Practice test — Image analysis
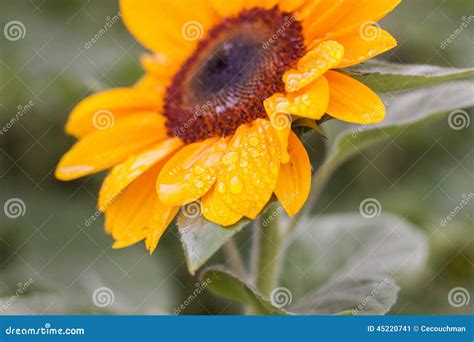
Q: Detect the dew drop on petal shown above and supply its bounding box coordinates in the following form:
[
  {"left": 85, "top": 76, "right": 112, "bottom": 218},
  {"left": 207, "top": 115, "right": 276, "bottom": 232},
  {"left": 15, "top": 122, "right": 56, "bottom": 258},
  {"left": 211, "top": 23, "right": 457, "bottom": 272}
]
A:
[
  {"left": 249, "top": 136, "right": 259, "bottom": 147},
  {"left": 229, "top": 176, "right": 243, "bottom": 194},
  {"left": 217, "top": 182, "right": 226, "bottom": 194}
]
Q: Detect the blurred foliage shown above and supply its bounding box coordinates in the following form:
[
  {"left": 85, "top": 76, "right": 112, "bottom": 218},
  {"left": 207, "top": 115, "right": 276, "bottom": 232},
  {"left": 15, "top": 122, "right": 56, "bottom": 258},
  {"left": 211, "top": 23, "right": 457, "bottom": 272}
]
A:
[{"left": 0, "top": 0, "right": 473, "bottom": 315}]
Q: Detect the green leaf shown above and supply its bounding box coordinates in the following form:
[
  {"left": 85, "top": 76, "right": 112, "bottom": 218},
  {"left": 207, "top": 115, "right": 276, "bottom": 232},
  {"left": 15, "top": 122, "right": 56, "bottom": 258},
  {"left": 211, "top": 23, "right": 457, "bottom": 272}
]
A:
[
  {"left": 200, "top": 266, "right": 289, "bottom": 315},
  {"left": 282, "top": 213, "right": 428, "bottom": 315},
  {"left": 290, "top": 275, "right": 399, "bottom": 316},
  {"left": 320, "top": 81, "right": 474, "bottom": 183},
  {"left": 346, "top": 60, "right": 474, "bottom": 93},
  {"left": 177, "top": 213, "right": 250, "bottom": 275}
]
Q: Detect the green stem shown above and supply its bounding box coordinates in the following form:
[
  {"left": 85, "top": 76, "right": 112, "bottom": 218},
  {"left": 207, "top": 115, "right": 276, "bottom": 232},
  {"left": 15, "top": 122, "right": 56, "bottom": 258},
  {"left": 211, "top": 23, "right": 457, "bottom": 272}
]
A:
[
  {"left": 223, "top": 237, "right": 247, "bottom": 280},
  {"left": 253, "top": 202, "right": 283, "bottom": 298}
]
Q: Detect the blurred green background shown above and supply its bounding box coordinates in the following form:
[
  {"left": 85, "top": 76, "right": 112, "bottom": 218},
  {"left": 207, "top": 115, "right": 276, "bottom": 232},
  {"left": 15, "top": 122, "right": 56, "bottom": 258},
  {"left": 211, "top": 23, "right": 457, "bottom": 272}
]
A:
[{"left": 0, "top": 0, "right": 472, "bottom": 315}]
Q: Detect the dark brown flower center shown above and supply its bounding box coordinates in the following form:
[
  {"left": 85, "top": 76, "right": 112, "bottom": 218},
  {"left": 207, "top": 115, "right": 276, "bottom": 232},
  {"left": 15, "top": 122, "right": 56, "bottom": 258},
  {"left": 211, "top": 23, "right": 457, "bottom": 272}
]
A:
[{"left": 164, "top": 7, "right": 305, "bottom": 143}]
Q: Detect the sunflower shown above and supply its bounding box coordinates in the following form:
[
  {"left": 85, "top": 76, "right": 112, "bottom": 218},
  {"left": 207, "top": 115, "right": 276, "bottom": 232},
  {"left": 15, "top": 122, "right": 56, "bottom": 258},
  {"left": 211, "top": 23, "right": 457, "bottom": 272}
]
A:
[{"left": 56, "top": 0, "right": 399, "bottom": 253}]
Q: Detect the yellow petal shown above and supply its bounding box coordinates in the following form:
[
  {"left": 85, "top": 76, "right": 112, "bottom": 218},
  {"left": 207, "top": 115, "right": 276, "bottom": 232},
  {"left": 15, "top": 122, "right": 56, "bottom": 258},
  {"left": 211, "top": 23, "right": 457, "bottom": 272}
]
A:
[
  {"left": 56, "top": 113, "right": 167, "bottom": 181},
  {"left": 106, "top": 164, "right": 158, "bottom": 244},
  {"left": 264, "top": 97, "right": 291, "bottom": 164},
  {"left": 283, "top": 41, "right": 344, "bottom": 92},
  {"left": 208, "top": 0, "right": 281, "bottom": 18},
  {"left": 245, "top": 0, "right": 278, "bottom": 10},
  {"left": 309, "top": 0, "right": 400, "bottom": 44},
  {"left": 140, "top": 53, "right": 181, "bottom": 84},
  {"left": 278, "top": 0, "right": 309, "bottom": 13},
  {"left": 264, "top": 76, "right": 329, "bottom": 163},
  {"left": 157, "top": 138, "right": 227, "bottom": 206},
  {"left": 216, "top": 119, "right": 280, "bottom": 219},
  {"left": 293, "top": 0, "right": 321, "bottom": 21},
  {"left": 302, "top": 0, "right": 345, "bottom": 43},
  {"left": 325, "top": 70, "right": 385, "bottom": 124},
  {"left": 274, "top": 132, "right": 311, "bottom": 216},
  {"left": 263, "top": 107, "right": 291, "bottom": 164},
  {"left": 208, "top": 0, "right": 247, "bottom": 17},
  {"left": 201, "top": 186, "right": 243, "bottom": 227},
  {"left": 105, "top": 164, "right": 178, "bottom": 251},
  {"left": 134, "top": 74, "right": 169, "bottom": 98},
  {"left": 120, "top": 0, "right": 218, "bottom": 62},
  {"left": 266, "top": 76, "right": 329, "bottom": 120},
  {"left": 145, "top": 203, "right": 180, "bottom": 254},
  {"left": 297, "top": 0, "right": 344, "bottom": 27},
  {"left": 66, "top": 87, "right": 162, "bottom": 138},
  {"left": 335, "top": 27, "right": 397, "bottom": 68},
  {"left": 99, "top": 138, "right": 183, "bottom": 211}
]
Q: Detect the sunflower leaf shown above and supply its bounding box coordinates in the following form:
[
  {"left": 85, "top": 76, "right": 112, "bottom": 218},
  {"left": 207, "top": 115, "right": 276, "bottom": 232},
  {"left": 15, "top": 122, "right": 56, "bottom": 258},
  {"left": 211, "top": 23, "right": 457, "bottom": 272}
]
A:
[
  {"left": 282, "top": 213, "right": 427, "bottom": 315},
  {"left": 317, "top": 81, "right": 474, "bottom": 188},
  {"left": 345, "top": 60, "right": 474, "bottom": 93},
  {"left": 290, "top": 275, "right": 400, "bottom": 316},
  {"left": 177, "top": 213, "right": 250, "bottom": 275},
  {"left": 200, "top": 266, "right": 290, "bottom": 315}
]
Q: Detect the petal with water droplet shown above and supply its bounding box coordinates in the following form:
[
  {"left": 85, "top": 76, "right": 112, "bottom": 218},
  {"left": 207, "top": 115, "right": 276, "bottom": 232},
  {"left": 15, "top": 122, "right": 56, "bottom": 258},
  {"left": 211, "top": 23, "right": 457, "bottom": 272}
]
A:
[
  {"left": 334, "top": 28, "right": 397, "bottom": 68},
  {"left": 157, "top": 137, "right": 227, "bottom": 206},
  {"left": 283, "top": 41, "right": 344, "bottom": 92},
  {"left": 201, "top": 186, "right": 243, "bottom": 227},
  {"left": 216, "top": 119, "right": 281, "bottom": 219},
  {"left": 99, "top": 138, "right": 183, "bottom": 211}
]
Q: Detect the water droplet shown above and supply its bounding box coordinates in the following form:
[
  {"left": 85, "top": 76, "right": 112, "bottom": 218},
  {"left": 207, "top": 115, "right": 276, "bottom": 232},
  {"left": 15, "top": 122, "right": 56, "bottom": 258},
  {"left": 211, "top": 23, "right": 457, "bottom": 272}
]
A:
[
  {"left": 249, "top": 137, "right": 259, "bottom": 147},
  {"left": 252, "top": 177, "right": 261, "bottom": 186},
  {"left": 229, "top": 176, "right": 243, "bottom": 194},
  {"left": 194, "top": 179, "right": 204, "bottom": 189},
  {"left": 193, "top": 166, "right": 205, "bottom": 175},
  {"left": 217, "top": 182, "right": 226, "bottom": 194},
  {"left": 249, "top": 148, "right": 259, "bottom": 158},
  {"left": 222, "top": 151, "right": 238, "bottom": 165}
]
